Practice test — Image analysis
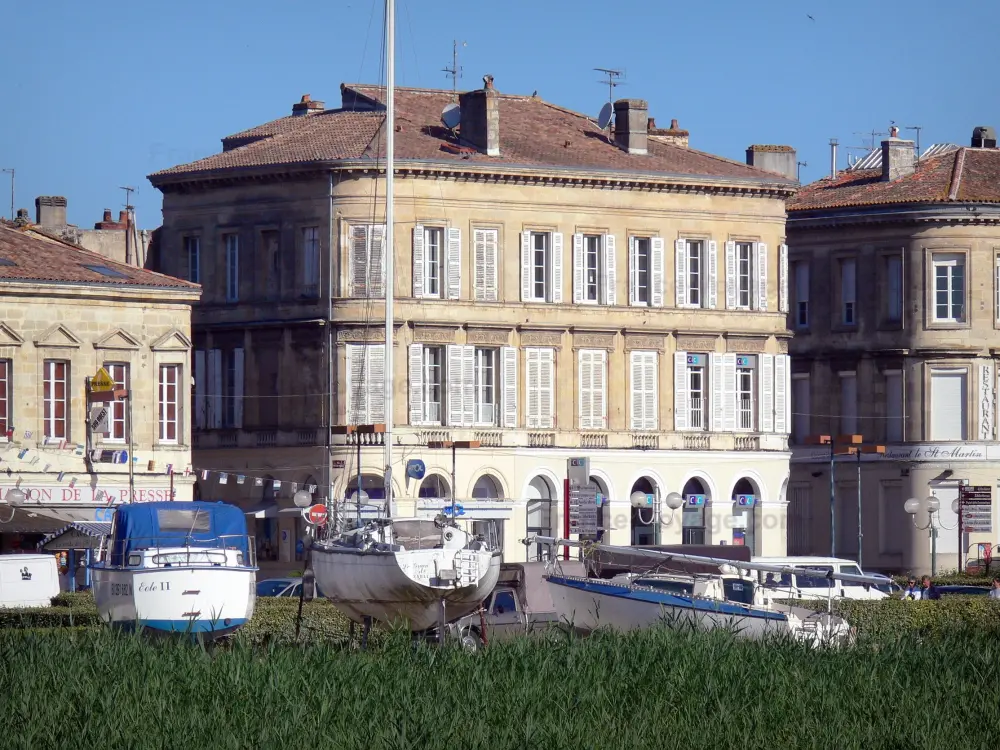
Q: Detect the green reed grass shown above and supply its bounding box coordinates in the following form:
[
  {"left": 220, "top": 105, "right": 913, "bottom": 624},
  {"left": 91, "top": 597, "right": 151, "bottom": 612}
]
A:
[{"left": 1, "top": 625, "right": 998, "bottom": 750}]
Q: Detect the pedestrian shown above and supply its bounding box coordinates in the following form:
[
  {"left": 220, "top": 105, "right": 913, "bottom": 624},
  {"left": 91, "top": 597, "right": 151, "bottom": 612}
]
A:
[
  {"left": 989, "top": 577, "right": 1000, "bottom": 601},
  {"left": 920, "top": 575, "right": 941, "bottom": 601},
  {"left": 902, "top": 577, "right": 921, "bottom": 600}
]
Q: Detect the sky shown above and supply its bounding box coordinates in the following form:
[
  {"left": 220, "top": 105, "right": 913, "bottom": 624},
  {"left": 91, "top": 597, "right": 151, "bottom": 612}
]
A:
[{"left": 1, "top": 0, "right": 996, "bottom": 228}]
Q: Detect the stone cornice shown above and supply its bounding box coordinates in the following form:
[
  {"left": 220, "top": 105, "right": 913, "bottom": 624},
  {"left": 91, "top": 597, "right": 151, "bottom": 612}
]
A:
[{"left": 788, "top": 202, "right": 1000, "bottom": 230}]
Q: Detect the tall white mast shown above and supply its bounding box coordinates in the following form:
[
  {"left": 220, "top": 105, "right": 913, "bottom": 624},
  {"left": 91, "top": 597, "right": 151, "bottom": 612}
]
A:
[{"left": 383, "top": 0, "right": 395, "bottom": 517}]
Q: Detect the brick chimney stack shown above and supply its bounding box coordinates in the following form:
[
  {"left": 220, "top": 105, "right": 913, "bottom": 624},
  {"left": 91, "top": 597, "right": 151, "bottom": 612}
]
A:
[
  {"left": 881, "top": 136, "right": 916, "bottom": 181},
  {"left": 292, "top": 94, "right": 325, "bottom": 116},
  {"left": 459, "top": 74, "right": 500, "bottom": 156}
]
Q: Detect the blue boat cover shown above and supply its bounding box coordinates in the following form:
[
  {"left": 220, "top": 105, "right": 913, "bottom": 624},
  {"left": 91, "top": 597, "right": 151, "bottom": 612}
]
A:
[{"left": 108, "top": 501, "right": 249, "bottom": 566}]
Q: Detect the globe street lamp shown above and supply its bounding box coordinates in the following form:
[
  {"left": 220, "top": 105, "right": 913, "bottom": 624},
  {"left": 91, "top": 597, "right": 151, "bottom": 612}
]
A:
[
  {"left": 0, "top": 486, "right": 25, "bottom": 523},
  {"left": 904, "top": 494, "right": 959, "bottom": 576}
]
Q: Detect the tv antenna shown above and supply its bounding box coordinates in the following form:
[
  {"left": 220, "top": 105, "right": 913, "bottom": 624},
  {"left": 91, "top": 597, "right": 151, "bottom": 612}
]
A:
[
  {"left": 594, "top": 68, "right": 625, "bottom": 106},
  {"left": 442, "top": 40, "right": 467, "bottom": 97},
  {"left": 853, "top": 128, "right": 889, "bottom": 151},
  {"left": 796, "top": 161, "right": 808, "bottom": 181},
  {"left": 905, "top": 125, "right": 923, "bottom": 158}
]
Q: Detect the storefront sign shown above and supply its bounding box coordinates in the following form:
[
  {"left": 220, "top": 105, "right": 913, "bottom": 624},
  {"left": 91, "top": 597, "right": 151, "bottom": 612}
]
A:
[
  {"left": 793, "top": 443, "right": 994, "bottom": 463},
  {"left": 0, "top": 484, "right": 173, "bottom": 505}
]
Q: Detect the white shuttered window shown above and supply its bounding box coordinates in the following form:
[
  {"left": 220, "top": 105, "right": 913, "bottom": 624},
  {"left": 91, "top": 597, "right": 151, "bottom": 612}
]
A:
[
  {"left": 521, "top": 231, "right": 562, "bottom": 303},
  {"left": 630, "top": 350, "right": 658, "bottom": 431},
  {"left": 578, "top": 349, "right": 607, "bottom": 430},
  {"left": 349, "top": 224, "right": 386, "bottom": 298},
  {"left": 778, "top": 244, "right": 789, "bottom": 314},
  {"left": 346, "top": 344, "right": 385, "bottom": 424},
  {"left": 774, "top": 354, "right": 790, "bottom": 435},
  {"left": 930, "top": 369, "right": 967, "bottom": 440},
  {"left": 526, "top": 348, "right": 555, "bottom": 429},
  {"left": 473, "top": 228, "right": 499, "bottom": 301}
]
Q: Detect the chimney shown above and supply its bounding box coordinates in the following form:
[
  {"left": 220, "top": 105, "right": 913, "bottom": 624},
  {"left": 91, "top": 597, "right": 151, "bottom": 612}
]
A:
[
  {"left": 745, "top": 145, "right": 797, "bottom": 180},
  {"left": 881, "top": 134, "right": 916, "bottom": 181},
  {"left": 613, "top": 99, "right": 648, "bottom": 154},
  {"left": 647, "top": 117, "right": 689, "bottom": 148},
  {"left": 458, "top": 74, "right": 500, "bottom": 156},
  {"left": 971, "top": 126, "right": 997, "bottom": 148},
  {"left": 35, "top": 195, "right": 67, "bottom": 228},
  {"left": 292, "top": 94, "right": 325, "bottom": 116},
  {"left": 118, "top": 210, "right": 128, "bottom": 224}
]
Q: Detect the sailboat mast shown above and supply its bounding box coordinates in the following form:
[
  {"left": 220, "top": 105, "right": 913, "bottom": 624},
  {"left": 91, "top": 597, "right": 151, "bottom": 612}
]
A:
[{"left": 383, "top": 0, "right": 395, "bottom": 517}]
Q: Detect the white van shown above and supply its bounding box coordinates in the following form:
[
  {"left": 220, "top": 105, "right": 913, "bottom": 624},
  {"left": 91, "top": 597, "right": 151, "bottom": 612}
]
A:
[
  {"left": 750, "top": 556, "right": 888, "bottom": 601},
  {"left": 0, "top": 554, "right": 60, "bottom": 608}
]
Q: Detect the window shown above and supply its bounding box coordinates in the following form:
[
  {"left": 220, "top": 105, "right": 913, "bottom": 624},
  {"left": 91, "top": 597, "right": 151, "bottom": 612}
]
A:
[
  {"left": 839, "top": 372, "right": 858, "bottom": 435},
  {"left": 674, "top": 352, "right": 706, "bottom": 432},
  {"left": 525, "top": 347, "right": 555, "bottom": 429},
  {"left": 302, "top": 227, "right": 320, "bottom": 295},
  {"left": 532, "top": 233, "right": 547, "bottom": 300},
  {"left": 794, "top": 261, "right": 809, "bottom": 328},
  {"left": 575, "top": 234, "right": 603, "bottom": 303},
  {"left": 885, "top": 370, "right": 903, "bottom": 442},
  {"left": 520, "top": 230, "right": 563, "bottom": 303},
  {"left": 629, "top": 350, "right": 658, "bottom": 431},
  {"left": 83, "top": 264, "right": 127, "bottom": 278},
  {"left": 159, "top": 364, "right": 180, "bottom": 443},
  {"left": 933, "top": 254, "right": 965, "bottom": 323},
  {"left": 415, "top": 226, "right": 443, "bottom": 298},
  {"left": 736, "top": 355, "right": 755, "bottom": 431},
  {"left": 578, "top": 349, "right": 607, "bottom": 430},
  {"left": 473, "top": 348, "right": 498, "bottom": 425},
  {"left": 157, "top": 509, "right": 211, "bottom": 532},
  {"left": 792, "top": 373, "right": 810, "bottom": 444},
  {"left": 43, "top": 360, "right": 68, "bottom": 440},
  {"left": 350, "top": 224, "right": 387, "bottom": 298},
  {"left": 995, "top": 254, "right": 1000, "bottom": 323},
  {"left": 736, "top": 242, "right": 754, "bottom": 308},
  {"left": 263, "top": 230, "right": 281, "bottom": 298},
  {"left": 224, "top": 233, "right": 239, "bottom": 302},
  {"left": 840, "top": 258, "right": 856, "bottom": 325},
  {"left": 406, "top": 345, "right": 443, "bottom": 425},
  {"left": 0, "top": 360, "right": 9, "bottom": 438},
  {"left": 200, "top": 349, "right": 243, "bottom": 429},
  {"left": 886, "top": 255, "right": 902, "bottom": 323},
  {"left": 930, "top": 369, "right": 967, "bottom": 440},
  {"left": 104, "top": 363, "right": 128, "bottom": 442},
  {"left": 223, "top": 349, "right": 244, "bottom": 429},
  {"left": 631, "top": 237, "right": 650, "bottom": 305},
  {"left": 183, "top": 237, "right": 200, "bottom": 284},
  {"left": 347, "top": 344, "right": 386, "bottom": 425},
  {"left": 473, "top": 228, "right": 499, "bottom": 301}
]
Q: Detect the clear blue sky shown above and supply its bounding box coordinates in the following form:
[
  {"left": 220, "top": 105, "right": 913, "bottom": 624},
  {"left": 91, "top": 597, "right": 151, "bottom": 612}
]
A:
[{"left": 1, "top": 0, "right": 995, "bottom": 228}]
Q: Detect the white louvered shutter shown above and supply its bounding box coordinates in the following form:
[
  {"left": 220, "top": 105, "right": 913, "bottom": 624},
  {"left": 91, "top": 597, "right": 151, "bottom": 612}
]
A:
[
  {"left": 593, "top": 350, "right": 607, "bottom": 429},
  {"left": 209, "top": 348, "right": 222, "bottom": 428},
  {"left": 462, "top": 345, "right": 475, "bottom": 426},
  {"left": 710, "top": 353, "right": 724, "bottom": 432},
  {"left": 368, "top": 345, "right": 385, "bottom": 423},
  {"left": 673, "top": 351, "right": 688, "bottom": 431},
  {"left": 551, "top": 232, "right": 564, "bottom": 303},
  {"left": 722, "top": 353, "right": 737, "bottom": 431},
  {"left": 628, "top": 237, "right": 638, "bottom": 305},
  {"left": 572, "top": 233, "right": 584, "bottom": 304},
  {"left": 412, "top": 225, "right": 424, "bottom": 297},
  {"left": 447, "top": 227, "right": 461, "bottom": 300},
  {"left": 604, "top": 234, "right": 617, "bottom": 305},
  {"left": 484, "top": 229, "right": 498, "bottom": 301},
  {"left": 501, "top": 346, "right": 517, "bottom": 428},
  {"left": 408, "top": 344, "right": 424, "bottom": 425},
  {"left": 351, "top": 225, "right": 369, "bottom": 297},
  {"left": 779, "top": 244, "right": 789, "bottom": 314},
  {"left": 651, "top": 237, "right": 665, "bottom": 308},
  {"left": 631, "top": 351, "right": 644, "bottom": 430},
  {"left": 447, "top": 344, "right": 464, "bottom": 426},
  {"left": 644, "top": 352, "right": 658, "bottom": 431},
  {"left": 520, "top": 232, "right": 532, "bottom": 301},
  {"left": 233, "top": 348, "right": 244, "bottom": 428},
  {"left": 775, "top": 354, "right": 790, "bottom": 434},
  {"left": 369, "top": 224, "right": 386, "bottom": 298},
  {"left": 675, "top": 239, "right": 687, "bottom": 307},
  {"left": 759, "top": 353, "right": 774, "bottom": 433},
  {"left": 539, "top": 348, "right": 555, "bottom": 428},
  {"left": 473, "top": 229, "right": 486, "bottom": 301},
  {"left": 756, "top": 242, "right": 768, "bottom": 311},
  {"left": 526, "top": 348, "right": 540, "bottom": 428},
  {"left": 725, "top": 240, "right": 737, "bottom": 309},
  {"left": 194, "top": 350, "right": 206, "bottom": 430},
  {"left": 346, "top": 344, "right": 366, "bottom": 425},
  {"left": 579, "top": 350, "right": 593, "bottom": 429},
  {"left": 708, "top": 240, "right": 719, "bottom": 309}
]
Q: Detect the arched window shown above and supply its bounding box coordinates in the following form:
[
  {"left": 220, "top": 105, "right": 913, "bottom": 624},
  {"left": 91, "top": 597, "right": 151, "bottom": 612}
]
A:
[
  {"left": 590, "top": 477, "right": 609, "bottom": 542},
  {"left": 472, "top": 475, "right": 501, "bottom": 499},
  {"left": 472, "top": 474, "right": 503, "bottom": 552},
  {"left": 526, "top": 476, "right": 553, "bottom": 561},
  {"left": 731, "top": 478, "right": 758, "bottom": 553},
  {"left": 682, "top": 478, "right": 708, "bottom": 545},
  {"left": 418, "top": 474, "right": 451, "bottom": 499},
  {"left": 346, "top": 474, "right": 386, "bottom": 501},
  {"left": 630, "top": 477, "right": 656, "bottom": 546}
]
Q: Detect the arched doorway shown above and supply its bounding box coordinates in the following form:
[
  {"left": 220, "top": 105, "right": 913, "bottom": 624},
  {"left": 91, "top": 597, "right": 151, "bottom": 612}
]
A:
[
  {"left": 418, "top": 474, "right": 451, "bottom": 499},
  {"left": 590, "top": 476, "right": 609, "bottom": 542},
  {"left": 630, "top": 477, "right": 656, "bottom": 546},
  {"left": 682, "top": 477, "right": 709, "bottom": 545},
  {"left": 471, "top": 474, "right": 504, "bottom": 551},
  {"left": 731, "top": 477, "right": 758, "bottom": 553},
  {"left": 526, "top": 475, "right": 554, "bottom": 561},
  {"left": 346, "top": 474, "right": 386, "bottom": 501}
]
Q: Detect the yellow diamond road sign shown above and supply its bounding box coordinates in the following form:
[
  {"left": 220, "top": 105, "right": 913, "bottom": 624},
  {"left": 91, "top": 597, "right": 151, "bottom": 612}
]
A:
[{"left": 90, "top": 367, "right": 115, "bottom": 392}]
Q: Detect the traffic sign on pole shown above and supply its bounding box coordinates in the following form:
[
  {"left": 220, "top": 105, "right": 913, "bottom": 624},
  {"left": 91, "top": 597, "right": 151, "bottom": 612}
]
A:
[
  {"left": 303, "top": 504, "right": 328, "bottom": 526},
  {"left": 90, "top": 367, "right": 115, "bottom": 393}
]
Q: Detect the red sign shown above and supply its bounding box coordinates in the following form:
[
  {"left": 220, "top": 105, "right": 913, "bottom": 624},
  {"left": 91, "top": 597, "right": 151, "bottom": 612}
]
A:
[{"left": 306, "top": 504, "right": 328, "bottom": 526}]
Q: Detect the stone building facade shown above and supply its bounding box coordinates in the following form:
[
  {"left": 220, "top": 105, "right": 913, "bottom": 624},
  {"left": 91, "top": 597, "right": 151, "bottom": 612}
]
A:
[
  {"left": 786, "top": 127, "right": 1000, "bottom": 574},
  {"left": 0, "top": 222, "right": 199, "bottom": 551},
  {"left": 149, "top": 81, "right": 797, "bottom": 564}
]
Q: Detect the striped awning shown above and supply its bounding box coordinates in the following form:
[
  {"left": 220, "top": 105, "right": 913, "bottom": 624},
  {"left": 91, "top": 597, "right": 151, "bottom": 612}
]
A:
[{"left": 38, "top": 522, "right": 112, "bottom": 551}]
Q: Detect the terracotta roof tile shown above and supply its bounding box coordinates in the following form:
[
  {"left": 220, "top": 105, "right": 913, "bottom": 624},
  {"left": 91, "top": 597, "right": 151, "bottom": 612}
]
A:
[
  {"left": 789, "top": 148, "right": 1000, "bottom": 211},
  {"left": 0, "top": 223, "right": 200, "bottom": 291},
  {"left": 151, "top": 84, "right": 793, "bottom": 187}
]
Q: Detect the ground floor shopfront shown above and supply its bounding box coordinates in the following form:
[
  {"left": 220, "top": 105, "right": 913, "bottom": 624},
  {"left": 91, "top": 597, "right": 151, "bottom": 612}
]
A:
[
  {"left": 193, "top": 442, "right": 792, "bottom": 564},
  {"left": 788, "top": 443, "right": 999, "bottom": 575}
]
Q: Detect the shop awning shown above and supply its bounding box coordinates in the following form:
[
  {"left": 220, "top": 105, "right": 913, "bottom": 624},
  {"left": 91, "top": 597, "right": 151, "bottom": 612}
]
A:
[
  {"left": 242, "top": 503, "right": 304, "bottom": 519},
  {"left": 39, "top": 522, "right": 112, "bottom": 551},
  {"left": 0, "top": 506, "right": 112, "bottom": 534}
]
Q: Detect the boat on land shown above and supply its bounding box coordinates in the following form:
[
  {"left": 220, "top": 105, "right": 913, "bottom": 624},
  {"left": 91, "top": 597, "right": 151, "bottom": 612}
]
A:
[
  {"left": 531, "top": 538, "right": 870, "bottom": 646},
  {"left": 91, "top": 501, "right": 257, "bottom": 638}
]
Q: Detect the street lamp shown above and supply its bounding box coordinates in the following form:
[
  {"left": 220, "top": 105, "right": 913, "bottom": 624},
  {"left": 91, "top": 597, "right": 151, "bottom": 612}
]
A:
[
  {"left": 293, "top": 489, "right": 312, "bottom": 508},
  {"left": 905, "top": 494, "right": 959, "bottom": 576},
  {"left": 0, "top": 486, "right": 25, "bottom": 523}
]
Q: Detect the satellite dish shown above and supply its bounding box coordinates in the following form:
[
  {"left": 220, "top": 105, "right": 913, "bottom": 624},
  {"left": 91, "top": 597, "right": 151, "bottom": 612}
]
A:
[
  {"left": 597, "top": 102, "right": 613, "bottom": 130},
  {"left": 441, "top": 103, "right": 461, "bottom": 130}
]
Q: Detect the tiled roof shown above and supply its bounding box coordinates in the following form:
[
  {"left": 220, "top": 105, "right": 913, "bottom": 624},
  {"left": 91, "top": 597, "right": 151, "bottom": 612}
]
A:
[
  {"left": 788, "top": 147, "right": 1000, "bottom": 211},
  {"left": 150, "top": 84, "right": 793, "bottom": 187},
  {"left": 0, "top": 223, "right": 200, "bottom": 291}
]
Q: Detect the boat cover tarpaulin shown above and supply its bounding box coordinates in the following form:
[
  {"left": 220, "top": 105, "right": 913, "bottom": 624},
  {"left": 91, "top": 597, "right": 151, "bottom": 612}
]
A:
[
  {"left": 108, "top": 501, "right": 249, "bottom": 566},
  {"left": 584, "top": 544, "right": 752, "bottom": 578}
]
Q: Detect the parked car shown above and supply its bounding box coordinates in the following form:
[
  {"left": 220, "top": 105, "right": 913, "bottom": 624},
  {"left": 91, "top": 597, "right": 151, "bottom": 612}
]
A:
[
  {"left": 934, "top": 584, "right": 990, "bottom": 597},
  {"left": 865, "top": 572, "right": 902, "bottom": 596},
  {"left": 0, "top": 554, "right": 60, "bottom": 608},
  {"left": 256, "top": 577, "right": 324, "bottom": 599},
  {"left": 750, "top": 556, "right": 888, "bottom": 601}
]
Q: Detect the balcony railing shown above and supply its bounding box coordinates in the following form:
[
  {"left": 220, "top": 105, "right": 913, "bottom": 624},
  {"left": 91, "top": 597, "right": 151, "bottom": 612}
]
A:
[
  {"left": 528, "top": 432, "right": 555, "bottom": 448},
  {"left": 256, "top": 430, "right": 277, "bottom": 448},
  {"left": 683, "top": 434, "right": 711, "bottom": 451},
  {"left": 346, "top": 431, "right": 385, "bottom": 446},
  {"left": 218, "top": 431, "right": 237, "bottom": 449},
  {"left": 296, "top": 428, "right": 317, "bottom": 446},
  {"left": 689, "top": 398, "right": 705, "bottom": 430},
  {"left": 420, "top": 430, "right": 451, "bottom": 445},
  {"left": 474, "top": 431, "right": 503, "bottom": 448},
  {"left": 735, "top": 435, "right": 760, "bottom": 451},
  {"left": 580, "top": 433, "right": 608, "bottom": 449},
  {"left": 631, "top": 433, "right": 659, "bottom": 450}
]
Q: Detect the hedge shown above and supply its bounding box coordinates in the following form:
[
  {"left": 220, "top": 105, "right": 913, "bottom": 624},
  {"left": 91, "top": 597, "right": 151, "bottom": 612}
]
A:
[{"left": 789, "top": 596, "right": 1000, "bottom": 639}]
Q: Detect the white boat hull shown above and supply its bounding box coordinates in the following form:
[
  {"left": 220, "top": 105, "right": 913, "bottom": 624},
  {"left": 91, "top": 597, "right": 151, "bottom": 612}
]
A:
[
  {"left": 92, "top": 566, "right": 256, "bottom": 638},
  {"left": 312, "top": 546, "right": 501, "bottom": 631}
]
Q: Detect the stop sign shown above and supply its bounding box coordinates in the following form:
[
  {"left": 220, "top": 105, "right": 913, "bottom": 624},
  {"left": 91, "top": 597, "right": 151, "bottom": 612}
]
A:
[{"left": 306, "top": 504, "right": 328, "bottom": 526}]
